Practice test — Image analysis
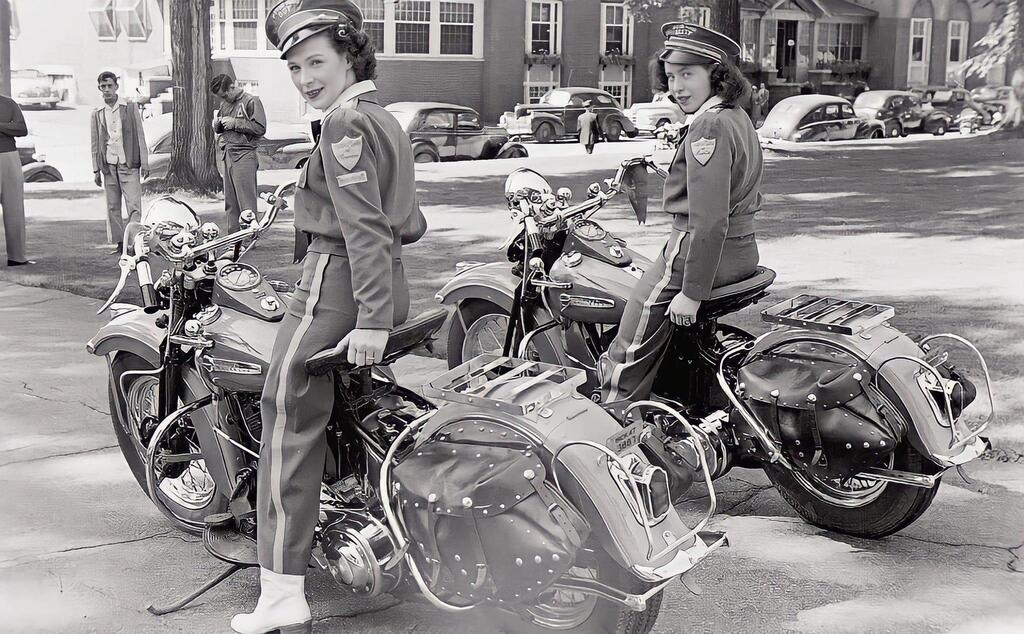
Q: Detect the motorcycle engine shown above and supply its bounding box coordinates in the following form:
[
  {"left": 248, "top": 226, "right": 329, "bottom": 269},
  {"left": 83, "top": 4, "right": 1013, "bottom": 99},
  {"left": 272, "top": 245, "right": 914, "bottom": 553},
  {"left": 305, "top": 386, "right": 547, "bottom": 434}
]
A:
[{"left": 315, "top": 507, "right": 402, "bottom": 598}]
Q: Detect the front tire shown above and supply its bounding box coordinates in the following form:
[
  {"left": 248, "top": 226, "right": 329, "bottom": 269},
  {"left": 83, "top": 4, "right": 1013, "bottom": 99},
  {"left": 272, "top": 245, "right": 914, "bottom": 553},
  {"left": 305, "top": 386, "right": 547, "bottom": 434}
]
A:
[
  {"left": 495, "top": 545, "right": 663, "bottom": 634},
  {"left": 764, "top": 441, "right": 940, "bottom": 538},
  {"left": 446, "top": 300, "right": 512, "bottom": 368},
  {"left": 535, "top": 122, "right": 556, "bottom": 144},
  {"left": 933, "top": 122, "right": 947, "bottom": 136},
  {"left": 108, "top": 352, "right": 225, "bottom": 534}
]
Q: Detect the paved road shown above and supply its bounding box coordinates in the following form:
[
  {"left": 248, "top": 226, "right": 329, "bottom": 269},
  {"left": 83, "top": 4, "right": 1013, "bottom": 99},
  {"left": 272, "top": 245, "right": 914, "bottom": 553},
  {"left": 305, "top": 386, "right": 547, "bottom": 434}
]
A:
[{"left": 2, "top": 280, "right": 1023, "bottom": 633}]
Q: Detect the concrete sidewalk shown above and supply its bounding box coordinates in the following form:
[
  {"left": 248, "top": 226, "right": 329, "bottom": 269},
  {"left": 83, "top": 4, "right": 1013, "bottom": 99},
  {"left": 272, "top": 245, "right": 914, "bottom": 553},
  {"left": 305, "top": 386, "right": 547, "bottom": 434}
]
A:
[{"left": 1, "top": 280, "right": 1023, "bottom": 633}]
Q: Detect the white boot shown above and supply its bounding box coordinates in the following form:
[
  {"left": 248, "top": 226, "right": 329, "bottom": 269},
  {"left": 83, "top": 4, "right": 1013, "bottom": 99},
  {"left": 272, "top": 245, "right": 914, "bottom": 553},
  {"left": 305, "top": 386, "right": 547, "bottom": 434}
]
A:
[{"left": 231, "top": 567, "right": 312, "bottom": 634}]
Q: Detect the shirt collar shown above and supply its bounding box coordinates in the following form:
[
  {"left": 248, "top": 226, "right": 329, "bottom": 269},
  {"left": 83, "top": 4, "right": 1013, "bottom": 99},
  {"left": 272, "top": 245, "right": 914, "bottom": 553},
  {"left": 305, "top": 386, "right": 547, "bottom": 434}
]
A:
[
  {"left": 103, "top": 98, "right": 126, "bottom": 112},
  {"left": 685, "top": 95, "right": 724, "bottom": 126},
  {"left": 320, "top": 80, "right": 377, "bottom": 115}
]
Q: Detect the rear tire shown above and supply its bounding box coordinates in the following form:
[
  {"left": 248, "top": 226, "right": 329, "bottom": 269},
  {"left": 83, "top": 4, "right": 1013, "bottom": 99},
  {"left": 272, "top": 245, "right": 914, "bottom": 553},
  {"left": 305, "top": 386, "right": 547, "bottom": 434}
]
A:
[
  {"left": 605, "top": 121, "right": 623, "bottom": 142},
  {"left": 933, "top": 123, "right": 947, "bottom": 136},
  {"left": 535, "top": 122, "right": 556, "bottom": 144},
  {"left": 764, "top": 441, "right": 940, "bottom": 538},
  {"left": 870, "top": 129, "right": 884, "bottom": 139},
  {"left": 108, "top": 352, "right": 226, "bottom": 535},
  {"left": 414, "top": 147, "right": 440, "bottom": 163},
  {"left": 493, "top": 545, "right": 663, "bottom": 634},
  {"left": 888, "top": 122, "right": 902, "bottom": 138}
]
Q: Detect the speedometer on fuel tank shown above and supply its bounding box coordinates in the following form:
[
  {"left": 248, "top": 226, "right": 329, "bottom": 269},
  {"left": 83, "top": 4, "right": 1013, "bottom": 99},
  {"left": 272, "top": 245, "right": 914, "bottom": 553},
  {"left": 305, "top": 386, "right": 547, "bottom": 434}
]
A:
[{"left": 218, "top": 262, "right": 262, "bottom": 291}]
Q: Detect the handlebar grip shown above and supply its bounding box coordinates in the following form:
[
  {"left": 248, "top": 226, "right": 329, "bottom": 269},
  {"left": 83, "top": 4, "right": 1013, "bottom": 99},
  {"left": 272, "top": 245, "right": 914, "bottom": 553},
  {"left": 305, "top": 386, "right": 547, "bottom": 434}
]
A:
[
  {"left": 136, "top": 259, "right": 160, "bottom": 314},
  {"left": 523, "top": 217, "right": 543, "bottom": 255}
]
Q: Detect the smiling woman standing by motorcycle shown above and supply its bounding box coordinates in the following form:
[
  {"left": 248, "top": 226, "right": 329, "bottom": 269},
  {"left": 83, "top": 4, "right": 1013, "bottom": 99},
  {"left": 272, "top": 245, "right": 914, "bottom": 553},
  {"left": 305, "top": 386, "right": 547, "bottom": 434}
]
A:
[
  {"left": 601, "top": 22, "right": 762, "bottom": 404},
  {"left": 232, "top": 2, "right": 425, "bottom": 632}
]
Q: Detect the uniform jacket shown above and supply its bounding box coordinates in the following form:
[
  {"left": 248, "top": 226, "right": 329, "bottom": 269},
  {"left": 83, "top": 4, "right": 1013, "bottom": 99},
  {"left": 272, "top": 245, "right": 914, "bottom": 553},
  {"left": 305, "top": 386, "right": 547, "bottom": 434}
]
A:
[
  {"left": 662, "top": 96, "right": 763, "bottom": 301},
  {"left": 577, "top": 111, "right": 601, "bottom": 145},
  {"left": 90, "top": 100, "right": 148, "bottom": 173},
  {"left": 294, "top": 81, "right": 425, "bottom": 330},
  {"left": 217, "top": 91, "right": 267, "bottom": 152}
]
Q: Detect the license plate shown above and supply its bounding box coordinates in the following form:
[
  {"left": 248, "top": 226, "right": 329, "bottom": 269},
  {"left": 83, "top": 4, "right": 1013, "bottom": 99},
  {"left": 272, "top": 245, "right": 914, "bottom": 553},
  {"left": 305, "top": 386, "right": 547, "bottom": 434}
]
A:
[{"left": 606, "top": 420, "right": 652, "bottom": 455}]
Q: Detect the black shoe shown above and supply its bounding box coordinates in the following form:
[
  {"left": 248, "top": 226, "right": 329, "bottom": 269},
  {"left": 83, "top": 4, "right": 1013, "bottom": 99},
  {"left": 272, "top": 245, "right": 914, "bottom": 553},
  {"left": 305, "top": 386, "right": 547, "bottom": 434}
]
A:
[
  {"left": 7, "top": 259, "right": 36, "bottom": 267},
  {"left": 110, "top": 243, "right": 123, "bottom": 255}
]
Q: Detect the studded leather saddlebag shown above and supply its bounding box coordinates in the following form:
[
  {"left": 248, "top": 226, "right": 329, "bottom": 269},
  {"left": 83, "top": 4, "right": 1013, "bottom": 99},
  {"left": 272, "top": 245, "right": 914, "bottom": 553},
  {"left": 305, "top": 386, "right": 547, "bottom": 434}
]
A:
[
  {"left": 736, "top": 340, "right": 906, "bottom": 478},
  {"left": 392, "top": 422, "right": 590, "bottom": 606}
]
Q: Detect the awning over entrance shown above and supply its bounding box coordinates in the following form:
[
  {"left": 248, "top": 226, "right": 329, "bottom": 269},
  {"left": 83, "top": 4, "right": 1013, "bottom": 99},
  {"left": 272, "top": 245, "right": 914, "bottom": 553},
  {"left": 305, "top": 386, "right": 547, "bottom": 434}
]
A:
[{"left": 740, "top": 0, "right": 877, "bottom": 18}]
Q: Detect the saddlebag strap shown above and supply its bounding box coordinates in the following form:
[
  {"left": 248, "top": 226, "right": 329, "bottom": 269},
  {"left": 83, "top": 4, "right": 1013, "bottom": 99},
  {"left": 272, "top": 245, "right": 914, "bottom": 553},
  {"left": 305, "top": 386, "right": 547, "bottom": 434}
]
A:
[
  {"left": 808, "top": 407, "right": 825, "bottom": 466},
  {"left": 530, "top": 478, "right": 584, "bottom": 549}
]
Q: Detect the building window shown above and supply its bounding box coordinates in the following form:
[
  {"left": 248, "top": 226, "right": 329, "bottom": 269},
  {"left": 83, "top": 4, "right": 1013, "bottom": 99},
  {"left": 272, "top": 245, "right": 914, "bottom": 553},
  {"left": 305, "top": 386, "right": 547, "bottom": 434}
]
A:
[
  {"left": 815, "top": 22, "right": 864, "bottom": 65},
  {"left": 356, "top": 0, "right": 387, "bottom": 53},
  {"left": 528, "top": 1, "right": 561, "bottom": 55},
  {"left": 115, "top": 0, "right": 152, "bottom": 41},
  {"left": 89, "top": 0, "right": 119, "bottom": 41},
  {"left": 524, "top": 64, "right": 560, "bottom": 103},
  {"left": 678, "top": 6, "right": 710, "bottom": 27},
  {"left": 947, "top": 20, "right": 968, "bottom": 64},
  {"left": 600, "top": 65, "right": 632, "bottom": 107},
  {"left": 601, "top": 3, "right": 632, "bottom": 55},
  {"left": 214, "top": 0, "right": 262, "bottom": 51},
  {"left": 395, "top": 1, "right": 431, "bottom": 54},
  {"left": 440, "top": 2, "right": 474, "bottom": 55},
  {"left": 740, "top": 17, "right": 758, "bottom": 62}
]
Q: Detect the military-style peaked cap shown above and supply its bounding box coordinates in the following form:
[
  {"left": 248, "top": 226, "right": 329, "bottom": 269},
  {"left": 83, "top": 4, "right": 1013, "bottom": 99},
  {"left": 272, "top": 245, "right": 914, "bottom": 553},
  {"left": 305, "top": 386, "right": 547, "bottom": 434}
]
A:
[
  {"left": 266, "top": 0, "right": 364, "bottom": 58},
  {"left": 659, "top": 22, "right": 741, "bottom": 65}
]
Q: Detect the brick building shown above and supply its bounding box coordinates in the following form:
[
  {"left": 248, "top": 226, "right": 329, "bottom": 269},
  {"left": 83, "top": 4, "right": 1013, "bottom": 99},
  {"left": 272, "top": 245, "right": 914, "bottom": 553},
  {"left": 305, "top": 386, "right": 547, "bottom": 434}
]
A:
[{"left": 9, "top": 0, "right": 1011, "bottom": 125}]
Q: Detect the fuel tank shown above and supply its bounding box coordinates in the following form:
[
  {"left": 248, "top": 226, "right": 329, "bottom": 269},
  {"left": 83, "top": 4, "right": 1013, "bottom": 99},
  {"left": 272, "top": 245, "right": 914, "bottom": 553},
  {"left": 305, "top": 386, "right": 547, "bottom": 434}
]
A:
[
  {"left": 545, "top": 230, "right": 651, "bottom": 324},
  {"left": 198, "top": 305, "right": 280, "bottom": 393}
]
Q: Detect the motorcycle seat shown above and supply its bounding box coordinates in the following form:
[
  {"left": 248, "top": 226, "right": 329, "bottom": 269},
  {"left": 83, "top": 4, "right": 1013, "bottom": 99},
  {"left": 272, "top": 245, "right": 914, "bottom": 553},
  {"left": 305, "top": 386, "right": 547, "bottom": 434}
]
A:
[
  {"left": 305, "top": 308, "right": 449, "bottom": 376},
  {"left": 699, "top": 266, "right": 776, "bottom": 320}
]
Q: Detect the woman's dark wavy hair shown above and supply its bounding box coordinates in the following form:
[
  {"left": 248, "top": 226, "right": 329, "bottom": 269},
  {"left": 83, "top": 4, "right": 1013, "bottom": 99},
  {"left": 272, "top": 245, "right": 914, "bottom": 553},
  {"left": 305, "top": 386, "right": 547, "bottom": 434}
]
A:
[
  {"left": 649, "top": 50, "right": 750, "bottom": 106},
  {"left": 328, "top": 22, "right": 377, "bottom": 81}
]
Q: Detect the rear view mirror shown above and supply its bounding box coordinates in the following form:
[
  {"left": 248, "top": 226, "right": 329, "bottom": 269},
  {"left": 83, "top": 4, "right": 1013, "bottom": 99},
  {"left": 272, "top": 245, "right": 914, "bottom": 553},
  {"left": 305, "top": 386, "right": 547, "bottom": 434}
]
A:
[{"left": 621, "top": 163, "right": 648, "bottom": 224}]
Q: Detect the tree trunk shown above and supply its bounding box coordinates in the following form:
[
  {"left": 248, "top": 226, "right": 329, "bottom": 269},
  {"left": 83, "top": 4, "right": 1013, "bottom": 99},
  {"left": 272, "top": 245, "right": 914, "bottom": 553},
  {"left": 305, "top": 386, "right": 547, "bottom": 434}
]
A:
[
  {"left": 164, "top": 0, "right": 221, "bottom": 194},
  {"left": 711, "top": 0, "right": 741, "bottom": 42},
  {"left": 0, "top": 0, "right": 11, "bottom": 97}
]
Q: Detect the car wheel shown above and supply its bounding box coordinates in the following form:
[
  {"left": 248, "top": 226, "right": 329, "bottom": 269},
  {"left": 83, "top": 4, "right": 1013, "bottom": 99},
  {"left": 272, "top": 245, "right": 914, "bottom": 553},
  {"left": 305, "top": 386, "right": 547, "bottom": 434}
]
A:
[
  {"left": 25, "top": 166, "right": 63, "bottom": 183},
  {"left": 871, "top": 129, "right": 884, "bottom": 139},
  {"left": 534, "top": 122, "right": 556, "bottom": 144},
  {"left": 933, "top": 123, "right": 947, "bottom": 136},
  {"left": 655, "top": 118, "right": 671, "bottom": 129},
  {"left": 414, "top": 148, "right": 439, "bottom": 163},
  {"left": 899, "top": 123, "right": 909, "bottom": 137},
  {"left": 888, "top": 122, "right": 901, "bottom": 138},
  {"left": 605, "top": 120, "right": 623, "bottom": 142},
  {"left": 497, "top": 146, "right": 528, "bottom": 159}
]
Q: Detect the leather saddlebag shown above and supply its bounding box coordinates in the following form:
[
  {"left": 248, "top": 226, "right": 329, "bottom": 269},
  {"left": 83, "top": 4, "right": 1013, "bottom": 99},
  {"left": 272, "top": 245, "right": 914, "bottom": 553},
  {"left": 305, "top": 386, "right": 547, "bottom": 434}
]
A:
[
  {"left": 392, "top": 422, "right": 590, "bottom": 605},
  {"left": 736, "top": 340, "right": 906, "bottom": 477}
]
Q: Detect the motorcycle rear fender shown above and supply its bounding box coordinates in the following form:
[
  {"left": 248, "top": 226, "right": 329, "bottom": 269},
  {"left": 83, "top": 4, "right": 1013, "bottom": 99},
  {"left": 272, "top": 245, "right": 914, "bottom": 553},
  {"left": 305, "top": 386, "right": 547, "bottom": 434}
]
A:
[
  {"left": 417, "top": 393, "right": 720, "bottom": 581},
  {"left": 750, "top": 326, "right": 988, "bottom": 468},
  {"left": 87, "top": 304, "right": 165, "bottom": 366}
]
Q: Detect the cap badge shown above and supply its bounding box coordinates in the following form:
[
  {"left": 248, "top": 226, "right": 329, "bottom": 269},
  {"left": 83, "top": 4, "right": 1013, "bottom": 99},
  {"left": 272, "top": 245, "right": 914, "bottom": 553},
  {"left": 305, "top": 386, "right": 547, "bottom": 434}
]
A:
[
  {"left": 269, "top": 0, "right": 301, "bottom": 23},
  {"left": 668, "top": 24, "right": 697, "bottom": 38}
]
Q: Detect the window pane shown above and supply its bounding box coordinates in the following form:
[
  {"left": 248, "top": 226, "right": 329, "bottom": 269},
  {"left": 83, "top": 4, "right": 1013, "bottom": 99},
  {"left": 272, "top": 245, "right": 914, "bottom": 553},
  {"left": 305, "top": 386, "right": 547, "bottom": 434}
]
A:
[
  {"left": 233, "top": 0, "right": 258, "bottom": 20},
  {"left": 440, "top": 1, "right": 473, "bottom": 23},
  {"left": 532, "top": 24, "right": 551, "bottom": 53},
  {"left": 605, "top": 25, "right": 624, "bottom": 54},
  {"left": 441, "top": 25, "right": 473, "bottom": 54},
  {"left": 532, "top": 3, "right": 550, "bottom": 22},
  {"left": 396, "top": 0, "right": 430, "bottom": 21},
  {"left": 365, "top": 22, "right": 385, "bottom": 51},
  {"left": 355, "top": 0, "right": 385, "bottom": 21},
  {"left": 234, "top": 21, "right": 258, "bottom": 49},
  {"left": 396, "top": 23, "right": 429, "bottom": 53}
]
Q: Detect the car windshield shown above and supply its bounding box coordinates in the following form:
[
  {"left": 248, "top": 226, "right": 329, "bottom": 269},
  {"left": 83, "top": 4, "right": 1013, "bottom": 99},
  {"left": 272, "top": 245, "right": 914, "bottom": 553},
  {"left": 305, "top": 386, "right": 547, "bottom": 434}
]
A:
[
  {"left": 12, "top": 69, "right": 43, "bottom": 79},
  {"left": 762, "top": 101, "right": 817, "bottom": 129},
  {"left": 931, "top": 90, "right": 954, "bottom": 103},
  {"left": 540, "top": 90, "right": 572, "bottom": 107},
  {"left": 854, "top": 93, "right": 888, "bottom": 109}
]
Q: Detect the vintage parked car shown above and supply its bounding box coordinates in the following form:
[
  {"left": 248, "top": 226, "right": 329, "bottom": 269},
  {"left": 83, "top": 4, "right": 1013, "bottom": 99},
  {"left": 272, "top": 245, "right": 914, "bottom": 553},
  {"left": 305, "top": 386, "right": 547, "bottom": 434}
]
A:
[
  {"left": 144, "top": 113, "right": 313, "bottom": 181},
  {"left": 10, "top": 68, "right": 67, "bottom": 109},
  {"left": 908, "top": 86, "right": 990, "bottom": 129},
  {"left": 624, "top": 92, "right": 684, "bottom": 135},
  {"left": 758, "top": 95, "right": 885, "bottom": 143},
  {"left": 500, "top": 87, "right": 638, "bottom": 143},
  {"left": 853, "top": 90, "right": 953, "bottom": 137},
  {"left": 385, "top": 102, "right": 528, "bottom": 163},
  {"left": 16, "top": 135, "right": 63, "bottom": 182}
]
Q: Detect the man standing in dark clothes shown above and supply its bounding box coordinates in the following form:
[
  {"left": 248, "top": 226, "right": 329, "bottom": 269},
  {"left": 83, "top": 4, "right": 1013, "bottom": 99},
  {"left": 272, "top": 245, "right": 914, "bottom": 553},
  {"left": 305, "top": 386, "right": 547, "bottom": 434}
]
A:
[
  {"left": 211, "top": 74, "right": 267, "bottom": 233},
  {"left": 578, "top": 102, "right": 601, "bottom": 154},
  {"left": 0, "top": 93, "right": 31, "bottom": 266}
]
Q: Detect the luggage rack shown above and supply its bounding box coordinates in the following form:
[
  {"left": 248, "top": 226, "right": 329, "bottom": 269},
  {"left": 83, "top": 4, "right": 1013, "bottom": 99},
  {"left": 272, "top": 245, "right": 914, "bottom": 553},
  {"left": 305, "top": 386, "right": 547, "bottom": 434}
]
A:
[
  {"left": 761, "top": 294, "right": 895, "bottom": 336},
  {"left": 424, "top": 354, "right": 587, "bottom": 416}
]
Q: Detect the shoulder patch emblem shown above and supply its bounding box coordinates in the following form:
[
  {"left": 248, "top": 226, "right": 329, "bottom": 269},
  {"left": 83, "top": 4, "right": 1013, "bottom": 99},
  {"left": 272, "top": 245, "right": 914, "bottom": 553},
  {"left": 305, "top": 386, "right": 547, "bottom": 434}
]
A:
[
  {"left": 690, "top": 136, "right": 717, "bottom": 166},
  {"left": 331, "top": 135, "right": 363, "bottom": 171}
]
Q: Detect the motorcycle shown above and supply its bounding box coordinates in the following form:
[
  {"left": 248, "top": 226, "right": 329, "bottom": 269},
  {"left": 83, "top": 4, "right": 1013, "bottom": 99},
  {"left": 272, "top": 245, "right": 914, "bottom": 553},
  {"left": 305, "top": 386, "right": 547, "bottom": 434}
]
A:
[
  {"left": 436, "top": 157, "right": 995, "bottom": 538},
  {"left": 87, "top": 184, "right": 727, "bottom": 632}
]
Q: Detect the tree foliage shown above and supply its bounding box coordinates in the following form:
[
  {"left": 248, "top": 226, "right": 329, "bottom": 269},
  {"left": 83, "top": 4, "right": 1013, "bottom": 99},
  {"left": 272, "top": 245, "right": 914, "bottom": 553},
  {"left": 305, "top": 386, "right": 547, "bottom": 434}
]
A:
[
  {"left": 961, "top": 0, "right": 1022, "bottom": 78},
  {"left": 624, "top": 0, "right": 741, "bottom": 40}
]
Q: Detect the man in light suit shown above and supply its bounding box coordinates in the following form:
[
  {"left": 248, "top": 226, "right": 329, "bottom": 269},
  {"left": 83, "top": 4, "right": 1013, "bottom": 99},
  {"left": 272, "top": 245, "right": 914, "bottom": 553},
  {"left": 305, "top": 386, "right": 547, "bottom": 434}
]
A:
[
  {"left": 577, "top": 102, "right": 602, "bottom": 154},
  {"left": 91, "top": 71, "right": 149, "bottom": 254}
]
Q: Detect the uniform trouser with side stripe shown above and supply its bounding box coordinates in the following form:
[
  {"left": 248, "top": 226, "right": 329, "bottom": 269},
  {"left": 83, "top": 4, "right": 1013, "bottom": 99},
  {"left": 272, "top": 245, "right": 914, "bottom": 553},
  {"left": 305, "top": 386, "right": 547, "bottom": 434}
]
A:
[
  {"left": 600, "top": 229, "right": 758, "bottom": 403},
  {"left": 0, "top": 151, "right": 26, "bottom": 262},
  {"left": 257, "top": 251, "right": 409, "bottom": 575}
]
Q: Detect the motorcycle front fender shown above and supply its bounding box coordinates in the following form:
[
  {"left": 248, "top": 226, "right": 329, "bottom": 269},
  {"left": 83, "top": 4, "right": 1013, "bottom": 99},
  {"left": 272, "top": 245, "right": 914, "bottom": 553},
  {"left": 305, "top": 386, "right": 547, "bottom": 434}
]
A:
[
  {"left": 87, "top": 303, "right": 166, "bottom": 366},
  {"left": 435, "top": 261, "right": 519, "bottom": 312}
]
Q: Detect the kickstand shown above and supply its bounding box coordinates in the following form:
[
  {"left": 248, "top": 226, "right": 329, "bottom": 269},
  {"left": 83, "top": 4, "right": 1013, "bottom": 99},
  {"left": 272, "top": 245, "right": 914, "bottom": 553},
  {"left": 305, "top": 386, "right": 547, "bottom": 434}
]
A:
[{"left": 147, "top": 563, "right": 249, "bottom": 616}]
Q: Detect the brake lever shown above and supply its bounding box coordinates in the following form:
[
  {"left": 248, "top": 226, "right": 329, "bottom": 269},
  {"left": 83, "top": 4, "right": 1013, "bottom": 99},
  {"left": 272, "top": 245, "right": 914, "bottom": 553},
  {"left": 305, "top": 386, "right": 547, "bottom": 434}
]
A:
[{"left": 96, "top": 254, "right": 138, "bottom": 315}]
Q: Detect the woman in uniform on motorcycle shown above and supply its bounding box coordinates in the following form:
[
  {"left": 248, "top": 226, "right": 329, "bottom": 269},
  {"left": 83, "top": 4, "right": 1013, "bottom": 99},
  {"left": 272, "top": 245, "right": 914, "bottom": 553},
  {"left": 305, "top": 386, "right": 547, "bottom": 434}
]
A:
[
  {"left": 601, "top": 22, "right": 763, "bottom": 404},
  {"left": 232, "top": 2, "right": 424, "bottom": 632}
]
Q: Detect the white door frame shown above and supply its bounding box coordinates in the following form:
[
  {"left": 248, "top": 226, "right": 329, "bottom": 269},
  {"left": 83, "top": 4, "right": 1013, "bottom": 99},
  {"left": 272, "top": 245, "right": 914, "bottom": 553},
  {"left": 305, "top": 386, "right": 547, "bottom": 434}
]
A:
[{"left": 908, "top": 17, "right": 932, "bottom": 86}]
